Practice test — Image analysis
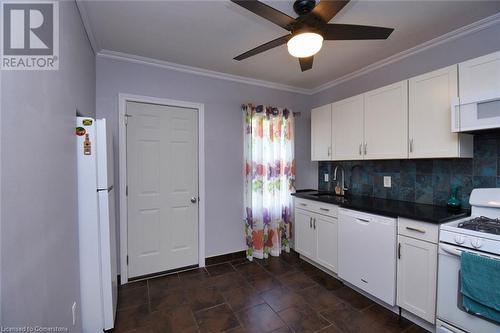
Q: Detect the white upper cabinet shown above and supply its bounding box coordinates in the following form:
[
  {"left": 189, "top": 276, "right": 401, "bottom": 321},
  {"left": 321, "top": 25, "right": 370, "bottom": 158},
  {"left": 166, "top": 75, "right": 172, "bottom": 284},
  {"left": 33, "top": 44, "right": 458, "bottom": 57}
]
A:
[
  {"left": 364, "top": 81, "right": 408, "bottom": 160},
  {"left": 409, "top": 66, "right": 473, "bottom": 158},
  {"left": 459, "top": 50, "right": 500, "bottom": 103},
  {"left": 332, "top": 94, "right": 364, "bottom": 160},
  {"left": 311, "top": 104, "right": 332, "bottom": 161}
]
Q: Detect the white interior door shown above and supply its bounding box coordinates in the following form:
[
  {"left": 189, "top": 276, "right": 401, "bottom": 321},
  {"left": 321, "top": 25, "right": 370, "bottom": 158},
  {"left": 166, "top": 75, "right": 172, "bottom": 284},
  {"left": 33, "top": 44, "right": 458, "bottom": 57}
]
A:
[{"left": 126, "top": 101, "right": 199, "bottom": 278}]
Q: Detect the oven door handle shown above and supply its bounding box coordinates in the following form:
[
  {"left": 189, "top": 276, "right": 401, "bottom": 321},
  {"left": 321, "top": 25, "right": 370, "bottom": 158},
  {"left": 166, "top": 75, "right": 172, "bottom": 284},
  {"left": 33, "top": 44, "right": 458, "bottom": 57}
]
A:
[{"left": 440, "top": 243, "right": 463, "bottom": 257}]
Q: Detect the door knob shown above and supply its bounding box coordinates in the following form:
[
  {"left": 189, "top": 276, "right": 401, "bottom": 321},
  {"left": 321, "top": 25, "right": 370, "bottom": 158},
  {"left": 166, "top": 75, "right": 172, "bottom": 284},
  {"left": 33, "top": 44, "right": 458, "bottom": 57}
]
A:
[{"left": 190, "top": 197, "right": 197, "bottom": 203}]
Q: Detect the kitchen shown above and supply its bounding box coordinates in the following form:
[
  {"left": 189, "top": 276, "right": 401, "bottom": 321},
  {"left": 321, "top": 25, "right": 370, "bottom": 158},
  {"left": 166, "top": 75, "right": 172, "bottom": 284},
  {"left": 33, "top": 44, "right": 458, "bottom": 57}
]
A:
[{"left": 1, "top": 1, "right": 500, "bottom": 333}]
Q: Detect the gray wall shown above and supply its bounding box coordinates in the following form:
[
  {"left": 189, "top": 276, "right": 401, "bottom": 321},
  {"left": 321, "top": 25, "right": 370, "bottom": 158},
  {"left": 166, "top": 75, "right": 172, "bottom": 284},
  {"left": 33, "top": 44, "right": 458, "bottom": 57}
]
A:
[
  {"left": 96, "top": 56, "right": 316, "bottom": 259},
  {"left": 312, "top": 21, "right": 500, "bottom": 108},
  {"left": 0, "top": 1, "right": 95, "bottom": 329}
]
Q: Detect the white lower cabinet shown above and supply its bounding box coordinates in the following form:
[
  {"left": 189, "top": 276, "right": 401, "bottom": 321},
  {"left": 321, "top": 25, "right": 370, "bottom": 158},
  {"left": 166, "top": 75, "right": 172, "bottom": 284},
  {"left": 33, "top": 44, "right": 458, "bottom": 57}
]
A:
[
  {"left": 315, "top": 214, "right": 338, "bottom": 273},
  {"left": 294, "top": 199, "right": 338, "bottom": 273},
  {"left": 397, "top": 219, "right": 438, "bottom": 324},
  {"left": 295, "top": 208, "right": 317, "bottom": 259}
]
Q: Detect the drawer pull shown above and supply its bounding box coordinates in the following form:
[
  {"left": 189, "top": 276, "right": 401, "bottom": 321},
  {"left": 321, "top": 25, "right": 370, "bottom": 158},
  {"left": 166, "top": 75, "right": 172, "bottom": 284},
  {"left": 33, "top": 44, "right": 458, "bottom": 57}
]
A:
[
  {"left": 357, "top": 218, "right": 370, "bottom": 223},
  {"left": 406, "top": 226, "right": 426, "bottom": 234},
  {"left": 361, "top": 278, "right": 368, "bottom": 283},
  {"left": 300, "top": 203, "right": 307, "bottom": 207},
  {"left": 320, "top": 208, "right": 330, "bottom": 212}
]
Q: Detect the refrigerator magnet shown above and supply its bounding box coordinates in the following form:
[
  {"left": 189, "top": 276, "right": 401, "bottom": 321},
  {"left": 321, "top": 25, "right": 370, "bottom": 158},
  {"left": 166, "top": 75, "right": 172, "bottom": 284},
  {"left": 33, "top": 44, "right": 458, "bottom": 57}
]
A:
[
  {"left": 76, "top": 127, "right": 86, "bottom": 136},
  {"left": 84, "top": 134, "right": 92, "bottom": 155},
  {"left": 82, "top": 119, "right": 93, "bottom": 126}
]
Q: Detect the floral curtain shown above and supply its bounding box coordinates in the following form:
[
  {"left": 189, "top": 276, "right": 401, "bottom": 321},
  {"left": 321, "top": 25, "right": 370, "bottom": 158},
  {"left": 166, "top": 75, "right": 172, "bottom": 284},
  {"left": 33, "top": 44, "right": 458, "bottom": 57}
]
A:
[{"left": 243, "top": 104, "right": 295, "bottom": 260}]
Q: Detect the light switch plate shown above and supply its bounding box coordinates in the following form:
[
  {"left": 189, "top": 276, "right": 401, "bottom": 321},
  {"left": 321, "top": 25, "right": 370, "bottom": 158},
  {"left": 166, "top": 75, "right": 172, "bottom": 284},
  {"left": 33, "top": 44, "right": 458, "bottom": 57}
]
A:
[
  {"left": 384, "top": 176, "right": 391, "bottom": 188},
  {"left": 324, "top": 173, "right": 329, "bottom": 182}
]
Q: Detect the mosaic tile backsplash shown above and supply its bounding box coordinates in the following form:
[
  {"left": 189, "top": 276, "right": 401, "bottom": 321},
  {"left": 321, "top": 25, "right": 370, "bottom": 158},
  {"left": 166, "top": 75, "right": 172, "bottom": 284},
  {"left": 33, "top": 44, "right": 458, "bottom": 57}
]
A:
[{"left": 318, "top": 131, "right": 500, "bottom": 208}]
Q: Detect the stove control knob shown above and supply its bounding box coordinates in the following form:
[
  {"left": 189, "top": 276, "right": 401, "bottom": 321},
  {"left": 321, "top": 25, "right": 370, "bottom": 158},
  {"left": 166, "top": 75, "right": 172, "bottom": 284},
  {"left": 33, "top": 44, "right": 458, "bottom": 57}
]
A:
[
  {"left": 471, "top": 238, "right": 483, "bottom": 249},
  {"left": 454, "top": 235, "right": 465, "bottom": 244}
]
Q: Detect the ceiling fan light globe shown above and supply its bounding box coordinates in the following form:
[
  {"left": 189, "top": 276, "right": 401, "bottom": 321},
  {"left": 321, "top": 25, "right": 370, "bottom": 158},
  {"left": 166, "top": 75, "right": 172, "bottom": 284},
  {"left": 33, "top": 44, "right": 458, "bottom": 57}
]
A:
[{"left": 287, "top": 32, "right": 323, "bottom": 58}]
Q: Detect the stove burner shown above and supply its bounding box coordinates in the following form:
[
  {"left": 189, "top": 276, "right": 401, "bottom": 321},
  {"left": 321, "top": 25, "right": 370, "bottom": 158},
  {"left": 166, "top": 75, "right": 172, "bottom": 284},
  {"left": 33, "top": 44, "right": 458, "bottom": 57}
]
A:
[{"left": 458, "top": 216, "right": 500, "bottom": 235}]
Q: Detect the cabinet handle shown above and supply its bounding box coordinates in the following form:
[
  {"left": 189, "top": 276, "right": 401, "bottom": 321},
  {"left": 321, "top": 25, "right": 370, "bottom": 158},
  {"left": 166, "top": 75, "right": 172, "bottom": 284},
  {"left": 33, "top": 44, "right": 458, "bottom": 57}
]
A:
[
  {"left": 409, "top": 139, "right": 414, "bottom": 153},
  {"left": 357, "top": 218, "right": 370, "bottom": 223},
  {"left": 309, "top": 217, "right": 312, "bottom": 229},
  {"left": 313, "top": 218, "right": 316, "bottom": 230},
  {"left": 364, "top": 142, "right": 367, "bottom": 155},
  {"left": 300, "top": 203, "right": 307, "bottom": 207},
  {"left": 398, "top": 243, "right": 401, "bottom": 259},
  {"left": 359, "top": 143, "right": 362, "bottom": 155},
  {"left": 319, "top": 208, "right": 329, "bottom": 212},
  {"left": 406, "top": 226, "right": 426, "bottom": 234},
  {"left": 328, "top": 146, "right": 331, "bottom": 156}
]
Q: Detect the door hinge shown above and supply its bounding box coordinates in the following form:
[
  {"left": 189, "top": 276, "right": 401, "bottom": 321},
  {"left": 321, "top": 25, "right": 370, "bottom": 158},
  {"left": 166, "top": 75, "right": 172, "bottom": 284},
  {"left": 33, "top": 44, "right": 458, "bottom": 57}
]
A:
[{"left": 124, "top": 114, "right": 132, "bottom": 126}]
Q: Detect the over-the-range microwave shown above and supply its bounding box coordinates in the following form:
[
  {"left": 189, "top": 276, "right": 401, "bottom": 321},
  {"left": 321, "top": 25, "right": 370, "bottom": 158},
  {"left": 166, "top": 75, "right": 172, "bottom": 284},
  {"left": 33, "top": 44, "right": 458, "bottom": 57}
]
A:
[{"left": 452, "top": 92, "right": 500, "bottom": 132}]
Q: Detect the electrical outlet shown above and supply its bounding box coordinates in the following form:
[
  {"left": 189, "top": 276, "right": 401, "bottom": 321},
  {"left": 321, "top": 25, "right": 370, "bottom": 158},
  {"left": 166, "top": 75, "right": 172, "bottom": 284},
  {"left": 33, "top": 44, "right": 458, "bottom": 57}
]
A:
[
  {"left": 324, "top": 173, "right": 329, "bottom": 182},
  {"left": 72, "top": 302, "right": 77, "bottom": 326},
  {"left": 384, "top": 176, "right": 392, "bottom": 188}
]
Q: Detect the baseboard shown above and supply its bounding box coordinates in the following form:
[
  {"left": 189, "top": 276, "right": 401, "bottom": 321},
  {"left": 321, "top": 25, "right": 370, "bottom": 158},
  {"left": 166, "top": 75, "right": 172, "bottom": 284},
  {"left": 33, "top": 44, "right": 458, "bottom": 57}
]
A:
[{"left": 205, "top": 250, "right": 246, "bottom": 265}]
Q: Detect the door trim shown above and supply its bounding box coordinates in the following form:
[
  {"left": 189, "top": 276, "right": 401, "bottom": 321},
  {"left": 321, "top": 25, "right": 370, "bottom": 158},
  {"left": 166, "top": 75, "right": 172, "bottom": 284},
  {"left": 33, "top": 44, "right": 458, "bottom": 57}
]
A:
[{"left": 118, "top": 93, "right": 205, "bottom": 284}]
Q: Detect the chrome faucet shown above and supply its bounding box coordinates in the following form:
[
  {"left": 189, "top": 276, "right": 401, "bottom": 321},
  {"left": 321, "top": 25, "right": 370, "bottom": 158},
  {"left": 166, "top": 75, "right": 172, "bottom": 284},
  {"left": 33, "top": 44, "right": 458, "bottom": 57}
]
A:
[{"left": 333, "top": 165, "right": 348, "bottom": 196}]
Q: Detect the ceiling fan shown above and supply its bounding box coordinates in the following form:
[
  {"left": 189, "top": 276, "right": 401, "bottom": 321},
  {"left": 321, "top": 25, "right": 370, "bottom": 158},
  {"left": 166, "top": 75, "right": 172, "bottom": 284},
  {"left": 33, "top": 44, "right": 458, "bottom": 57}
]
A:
[{"left": 231, "top": 0, "right": 394, "bottom": 71}]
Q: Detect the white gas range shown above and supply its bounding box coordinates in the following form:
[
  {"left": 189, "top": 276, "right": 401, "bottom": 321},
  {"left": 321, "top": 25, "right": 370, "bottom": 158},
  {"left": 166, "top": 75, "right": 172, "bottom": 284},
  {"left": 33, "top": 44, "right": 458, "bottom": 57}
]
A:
[{"left": 437, "top": 188, "right": 500, "bottom": 333}]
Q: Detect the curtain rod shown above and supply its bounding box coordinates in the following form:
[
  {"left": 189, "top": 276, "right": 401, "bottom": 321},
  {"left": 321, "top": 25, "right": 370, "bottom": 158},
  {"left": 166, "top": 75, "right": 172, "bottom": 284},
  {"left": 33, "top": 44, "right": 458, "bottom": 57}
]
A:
[{"left": 241, "top": 103, "right": 301, "bottom": 117}]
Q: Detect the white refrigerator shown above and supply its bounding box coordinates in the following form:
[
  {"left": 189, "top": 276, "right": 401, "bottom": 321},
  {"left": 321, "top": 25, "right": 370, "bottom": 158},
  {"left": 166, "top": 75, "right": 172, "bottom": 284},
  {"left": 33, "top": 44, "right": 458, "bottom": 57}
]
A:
[{"left": 76, "top": 117, "right": 117, "bottom": 332}]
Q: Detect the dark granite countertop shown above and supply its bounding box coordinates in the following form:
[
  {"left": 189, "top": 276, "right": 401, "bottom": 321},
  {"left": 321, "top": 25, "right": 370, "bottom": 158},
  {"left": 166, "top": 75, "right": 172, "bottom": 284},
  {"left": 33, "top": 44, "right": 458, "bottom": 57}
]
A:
[{"left": 292, "top": 190, "right": 470, "bottom": 224}]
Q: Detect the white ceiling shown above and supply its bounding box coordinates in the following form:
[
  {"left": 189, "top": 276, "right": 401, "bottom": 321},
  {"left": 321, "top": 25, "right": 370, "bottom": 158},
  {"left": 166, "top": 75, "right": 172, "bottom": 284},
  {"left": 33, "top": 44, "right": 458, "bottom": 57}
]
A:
[{"left": 79, "top": 0, "right": 500, "bottom": 90}]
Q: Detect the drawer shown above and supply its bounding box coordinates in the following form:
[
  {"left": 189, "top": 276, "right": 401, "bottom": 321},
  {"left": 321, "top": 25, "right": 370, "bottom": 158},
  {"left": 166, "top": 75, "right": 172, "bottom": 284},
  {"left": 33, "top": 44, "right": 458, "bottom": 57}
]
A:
[
  {"left": 294, "top": 198, "right": 338, "bottom": 218},
  {"left": 398, "top": 218, "right": 439, "bottom": 244}
]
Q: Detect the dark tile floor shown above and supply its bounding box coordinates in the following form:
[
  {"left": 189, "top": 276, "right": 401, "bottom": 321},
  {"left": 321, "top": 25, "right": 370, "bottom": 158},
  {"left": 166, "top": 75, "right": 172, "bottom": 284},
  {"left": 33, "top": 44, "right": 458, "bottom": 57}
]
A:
[{"left": 112, "top": 250, "right": 430, "bottom": 333}]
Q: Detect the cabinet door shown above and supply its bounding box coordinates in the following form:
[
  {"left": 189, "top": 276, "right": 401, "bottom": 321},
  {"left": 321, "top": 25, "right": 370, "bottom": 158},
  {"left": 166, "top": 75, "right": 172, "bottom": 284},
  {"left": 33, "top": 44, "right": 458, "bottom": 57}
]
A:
[
  {"left": 332, "top": 95, "right": 364, "bottom": 160},
  {"left": 459, "top": 50, "right": 500, "bottom": 103},
  {"left": 294, "top": 209, "right": 316, "bottom": 259},
  {"left": 397, "top": 235, "right": 437, "bottom": 323},
  {"left": 409, "top": 66, "right": 460, "bottom": 158},
  {"left": 311, "top": 104, "right": 332, "bottom": 161},
  {"left": 364, "top": 81, "right": 408, "bottom": 159},
  {"left": 315, "top": 214, "right": 338, "bottom": 273}
]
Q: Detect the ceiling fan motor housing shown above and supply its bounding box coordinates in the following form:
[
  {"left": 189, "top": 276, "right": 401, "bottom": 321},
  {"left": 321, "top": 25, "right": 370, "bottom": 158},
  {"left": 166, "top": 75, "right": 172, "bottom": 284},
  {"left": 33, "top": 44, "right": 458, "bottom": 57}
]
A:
[{"left": 293, "top": 0, "right": 317, "bottom": 16}]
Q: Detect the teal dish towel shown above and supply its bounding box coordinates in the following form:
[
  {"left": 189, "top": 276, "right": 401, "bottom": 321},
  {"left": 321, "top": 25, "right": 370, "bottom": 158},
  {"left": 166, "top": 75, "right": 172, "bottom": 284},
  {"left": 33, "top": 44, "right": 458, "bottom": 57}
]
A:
[{"left": 460, "top": 251, "right": 500, "bottom": 323}]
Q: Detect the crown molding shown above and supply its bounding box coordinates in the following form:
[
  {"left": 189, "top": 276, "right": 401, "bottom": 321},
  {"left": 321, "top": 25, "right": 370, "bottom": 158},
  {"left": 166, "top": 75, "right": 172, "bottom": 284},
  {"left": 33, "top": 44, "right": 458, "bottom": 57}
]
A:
[
  {"left": 97, "top": 50, "right": 313, "bottom": 95},
  {"left": 310, "top": 12, "right": 500, "bottom": 94},
  {"left": 75, "top": 0, "right": 100, "bottom": 54}
]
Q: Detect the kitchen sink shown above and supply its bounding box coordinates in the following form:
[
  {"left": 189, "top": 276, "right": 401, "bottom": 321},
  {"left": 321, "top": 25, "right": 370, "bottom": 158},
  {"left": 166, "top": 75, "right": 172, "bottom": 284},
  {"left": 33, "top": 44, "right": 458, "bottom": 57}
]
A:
[{"left": 310, "top": 192, "right": 349, "bottom": 203}]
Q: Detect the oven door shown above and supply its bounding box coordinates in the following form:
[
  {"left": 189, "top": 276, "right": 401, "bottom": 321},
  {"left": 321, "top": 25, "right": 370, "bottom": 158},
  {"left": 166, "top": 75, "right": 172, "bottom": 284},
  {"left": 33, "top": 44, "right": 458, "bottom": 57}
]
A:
[{"left": 437, "top": 243, "right": 500, "bottom": 333}]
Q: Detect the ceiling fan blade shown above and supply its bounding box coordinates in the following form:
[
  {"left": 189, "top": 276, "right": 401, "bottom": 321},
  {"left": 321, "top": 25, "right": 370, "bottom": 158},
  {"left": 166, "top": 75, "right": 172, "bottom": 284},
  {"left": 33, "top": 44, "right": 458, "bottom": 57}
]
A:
[
  {"left": 323, "top": 23, "right": 394, "bottom": 40},
  {"left": 299, "top": 56, "right": 313, "bottom": 71},
  {"left": 231, "top": 0, "right": 296, "bottom": 30},
  {"left": 310, "top": 0, "right": 350, "bottom": 23},
  {"left": 234, "top": 35, "right": 291, "bottom": 61}
]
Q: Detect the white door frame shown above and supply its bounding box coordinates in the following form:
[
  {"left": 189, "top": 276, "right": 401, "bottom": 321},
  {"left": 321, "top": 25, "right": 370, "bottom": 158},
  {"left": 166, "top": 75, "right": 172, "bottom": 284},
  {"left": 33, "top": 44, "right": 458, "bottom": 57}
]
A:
[{"left": 118, "top": 93, "right": 205, "bottom": 284}]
